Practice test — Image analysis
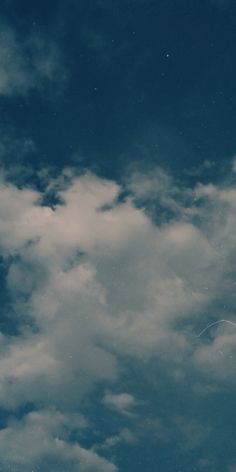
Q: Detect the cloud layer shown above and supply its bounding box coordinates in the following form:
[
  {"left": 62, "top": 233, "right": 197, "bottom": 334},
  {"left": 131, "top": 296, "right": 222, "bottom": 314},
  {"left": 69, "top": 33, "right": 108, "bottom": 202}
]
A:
[{"left": 0, "top": 164, "right": 235, "bottom": 469}]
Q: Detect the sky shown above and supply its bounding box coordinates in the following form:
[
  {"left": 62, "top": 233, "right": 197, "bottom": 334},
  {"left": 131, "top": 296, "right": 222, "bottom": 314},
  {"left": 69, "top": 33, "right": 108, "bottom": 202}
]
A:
[{"left": 0, "top": 1, "right": 236, "bottom": 471}]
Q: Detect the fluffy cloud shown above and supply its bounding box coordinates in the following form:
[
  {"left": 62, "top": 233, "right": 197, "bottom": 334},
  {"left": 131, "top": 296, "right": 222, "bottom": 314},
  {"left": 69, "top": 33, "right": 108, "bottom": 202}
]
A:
[
  {"left": 0, "top": 409, "right": 117, "bottom": 471},
  {"left": 0, "top": 164, "right": 235, "bottom": 468},
  {"left": 102, "top": 392, "right": 137, "bottom": 413}
]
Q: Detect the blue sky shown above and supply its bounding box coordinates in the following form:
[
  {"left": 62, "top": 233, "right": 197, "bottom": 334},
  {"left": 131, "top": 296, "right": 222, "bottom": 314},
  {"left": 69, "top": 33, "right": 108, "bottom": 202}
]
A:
[{"left": 0, "top": 1, "right": 236, "bottom": 471}]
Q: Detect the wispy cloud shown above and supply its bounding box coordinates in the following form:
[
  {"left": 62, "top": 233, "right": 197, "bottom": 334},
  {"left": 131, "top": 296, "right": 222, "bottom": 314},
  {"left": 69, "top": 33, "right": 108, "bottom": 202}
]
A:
[{"left": 0, "top": 22, "right": 66, "bottom": 96}]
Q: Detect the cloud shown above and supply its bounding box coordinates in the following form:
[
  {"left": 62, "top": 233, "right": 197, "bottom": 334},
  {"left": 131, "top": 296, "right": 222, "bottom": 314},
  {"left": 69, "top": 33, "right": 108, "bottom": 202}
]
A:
[
  {"left": 0, "top": 409, "right": 117, "bottom": 471},
  {"left": 97, "top": 428, "right": 137, "bottom": 450},
  {"left": 0, "top": 22, "right": 66, "bottom": 96},
  {"left": 0, "top": 164, "right": 235, "bottom": 468},
  {"left": 171, "top": 415, "right": 212, "bottom": 450},
  {"left": 103, "top": 392, "right": 137, "bottom": 413}
]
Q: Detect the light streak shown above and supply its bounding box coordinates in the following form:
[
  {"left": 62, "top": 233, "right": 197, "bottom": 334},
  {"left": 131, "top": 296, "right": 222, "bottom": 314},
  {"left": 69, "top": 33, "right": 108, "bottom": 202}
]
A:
[{"left": 197, "top": 319, "right": 236, "bottom": 338}]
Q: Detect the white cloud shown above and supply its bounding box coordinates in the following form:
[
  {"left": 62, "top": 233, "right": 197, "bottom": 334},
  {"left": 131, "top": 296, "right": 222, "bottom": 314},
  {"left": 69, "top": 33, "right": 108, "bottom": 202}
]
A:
[
  {"left": 0, "top": 164, "right": 235, "bottom": 467},
  {"left": 193, "top": 328, "right": 236, "bottom": 382},
  {"left": 0, "top": 409, "right": 117, "bottom": 471},
  {"left": 103, "top": 392, "right": 137, "bottom": 413}
]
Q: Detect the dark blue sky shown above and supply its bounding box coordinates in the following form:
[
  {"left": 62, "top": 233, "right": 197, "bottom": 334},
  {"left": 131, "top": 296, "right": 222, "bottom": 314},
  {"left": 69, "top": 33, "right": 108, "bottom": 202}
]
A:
[{"left": 1, "top": 0, "right": 236, "bottom": 177}]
